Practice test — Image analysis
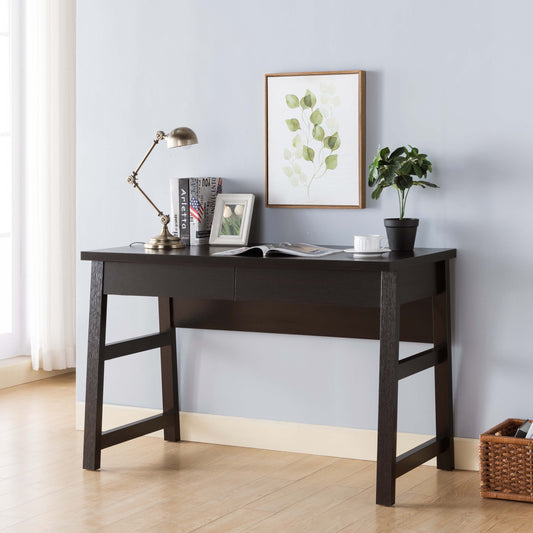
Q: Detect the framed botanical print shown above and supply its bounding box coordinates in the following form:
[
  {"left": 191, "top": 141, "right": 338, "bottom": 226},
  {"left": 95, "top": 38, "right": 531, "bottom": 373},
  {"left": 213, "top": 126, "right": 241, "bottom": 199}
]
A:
[{"left": 265, "top": 70, "right": 365, "bottom": 209}]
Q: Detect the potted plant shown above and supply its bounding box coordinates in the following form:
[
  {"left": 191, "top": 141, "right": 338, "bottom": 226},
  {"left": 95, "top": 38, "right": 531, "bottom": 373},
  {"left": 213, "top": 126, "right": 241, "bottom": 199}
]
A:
[{"left": 368, "top": 145, "right": 436, "bottom": 251}]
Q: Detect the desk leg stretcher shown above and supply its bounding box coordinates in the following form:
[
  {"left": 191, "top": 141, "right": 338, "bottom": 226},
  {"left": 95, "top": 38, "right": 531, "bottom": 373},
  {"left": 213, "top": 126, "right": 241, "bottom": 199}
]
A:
[
  {"left": 82, "top": 261, "right": 181, "bottom": 470},
  {"left": 375, "top": 266, "right": 454, "bottom": 506}
]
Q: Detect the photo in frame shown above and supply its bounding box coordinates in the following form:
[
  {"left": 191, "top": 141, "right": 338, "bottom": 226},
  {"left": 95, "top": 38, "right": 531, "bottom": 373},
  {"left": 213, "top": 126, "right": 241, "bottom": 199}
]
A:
[
  {"left": 209, "top": 194, "right": 255, "bottom": 245},
  {"left": 265, "top": 70, "right": 365, "bottom": 208}
]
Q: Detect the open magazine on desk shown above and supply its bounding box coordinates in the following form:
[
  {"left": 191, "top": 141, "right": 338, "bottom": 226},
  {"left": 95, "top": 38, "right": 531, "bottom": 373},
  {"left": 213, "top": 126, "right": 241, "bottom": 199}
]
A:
[{"left": 211, "top": 242, "right": 341, "bottom": 258}]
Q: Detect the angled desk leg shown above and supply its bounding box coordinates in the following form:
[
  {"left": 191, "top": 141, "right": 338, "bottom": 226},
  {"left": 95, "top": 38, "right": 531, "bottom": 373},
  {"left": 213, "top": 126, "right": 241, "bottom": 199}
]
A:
[
  {"left": 158, "top": 297, "right": 180, "bottom": 441},
  {"left": 434, "top": 261, "right": 455, "bottom": 470},
  {"left": 83, "top": 261, "right": 107, "bottom": 470},
  {"left": 376, "top": 271, "right": 400, "bottom": 507}
]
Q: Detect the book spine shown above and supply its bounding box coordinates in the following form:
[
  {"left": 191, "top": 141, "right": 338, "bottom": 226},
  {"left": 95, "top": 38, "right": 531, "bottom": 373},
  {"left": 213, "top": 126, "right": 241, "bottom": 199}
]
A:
[
  {"left": 178, "top": 178, "right": 190, "bottom": 245},
  {"left": 189, "top": 177, "right": 222, "bottom": 245},
  {"left": 169, "top": 178, "right": 180, "bottom": 237},
  {"left": 189, "top": 178, "right": 199, "bottom": 245}
]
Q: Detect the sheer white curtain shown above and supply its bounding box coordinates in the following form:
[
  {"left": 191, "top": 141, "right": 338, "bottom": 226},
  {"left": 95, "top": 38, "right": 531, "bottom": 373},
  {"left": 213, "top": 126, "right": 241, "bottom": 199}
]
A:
[{"left": 24, "top": 0, "right": 76, "bottom": 370}]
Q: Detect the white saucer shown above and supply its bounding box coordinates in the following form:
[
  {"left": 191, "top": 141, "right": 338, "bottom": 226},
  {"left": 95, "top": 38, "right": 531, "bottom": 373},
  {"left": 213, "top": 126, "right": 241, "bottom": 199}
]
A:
[{"left": 344, "top": 248, "right": 390, "bottom": 257}]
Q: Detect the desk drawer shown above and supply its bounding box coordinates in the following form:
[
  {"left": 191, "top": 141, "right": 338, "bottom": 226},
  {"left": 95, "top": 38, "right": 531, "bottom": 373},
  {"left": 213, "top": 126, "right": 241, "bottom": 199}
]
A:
[
  {"left": 104, "top": 262, "right": 234, "bottom": 300},
  {"left": 235, "top": 267, "right": 380, "bottom": 307}
]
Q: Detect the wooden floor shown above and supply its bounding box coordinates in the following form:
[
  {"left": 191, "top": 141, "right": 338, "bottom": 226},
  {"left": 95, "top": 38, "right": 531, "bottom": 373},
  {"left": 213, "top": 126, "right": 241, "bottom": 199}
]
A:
[{"left": 0, "top": 375, "right": 530, "bottom": 532}]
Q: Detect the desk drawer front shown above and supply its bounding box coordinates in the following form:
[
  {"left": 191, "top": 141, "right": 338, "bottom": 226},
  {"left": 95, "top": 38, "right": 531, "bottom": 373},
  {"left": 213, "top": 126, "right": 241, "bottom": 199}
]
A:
[
  {"left": 235, "top": 267, "right": 381, "bottom": 307},
  {"left": 104, "top": 262, "right": 234, "bottom": 300}
]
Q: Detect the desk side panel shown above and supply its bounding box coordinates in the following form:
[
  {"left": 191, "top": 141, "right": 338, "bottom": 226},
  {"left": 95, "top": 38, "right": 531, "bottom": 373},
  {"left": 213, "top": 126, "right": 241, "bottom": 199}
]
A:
[{"left": 398, "top": 262, "right": 445, "bottom": 304}]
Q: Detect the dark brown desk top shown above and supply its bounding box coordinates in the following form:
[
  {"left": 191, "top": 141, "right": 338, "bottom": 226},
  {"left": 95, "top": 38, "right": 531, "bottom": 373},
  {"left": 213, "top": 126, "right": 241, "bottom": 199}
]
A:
[{"left": 81, "top": 246, "right": 456, "bottom": 273}]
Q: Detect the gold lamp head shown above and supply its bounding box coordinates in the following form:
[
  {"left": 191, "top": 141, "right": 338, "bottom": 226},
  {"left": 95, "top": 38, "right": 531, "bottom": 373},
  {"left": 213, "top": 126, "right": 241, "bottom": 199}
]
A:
[{"left": 165, "top": 127, "right": 198, "bottom": 149}]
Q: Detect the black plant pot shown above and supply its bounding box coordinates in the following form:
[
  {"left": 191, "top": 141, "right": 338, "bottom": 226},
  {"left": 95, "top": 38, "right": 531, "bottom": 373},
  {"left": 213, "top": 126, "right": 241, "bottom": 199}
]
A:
[{"left": 384, "top": 218, "right": 419, "bottom": 252}]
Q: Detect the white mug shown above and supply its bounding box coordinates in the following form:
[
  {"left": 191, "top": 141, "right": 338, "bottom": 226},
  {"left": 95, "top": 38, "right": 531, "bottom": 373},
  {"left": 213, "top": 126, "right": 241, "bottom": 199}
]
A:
[{"left": 353, "top": 234, "right": 385, "bottom": 252}]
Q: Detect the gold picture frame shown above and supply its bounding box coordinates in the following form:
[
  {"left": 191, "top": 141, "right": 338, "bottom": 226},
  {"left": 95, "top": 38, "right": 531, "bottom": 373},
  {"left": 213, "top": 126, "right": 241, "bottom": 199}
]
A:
[{"left": 265, "top": 70, "right": 365, "bottom": 209}]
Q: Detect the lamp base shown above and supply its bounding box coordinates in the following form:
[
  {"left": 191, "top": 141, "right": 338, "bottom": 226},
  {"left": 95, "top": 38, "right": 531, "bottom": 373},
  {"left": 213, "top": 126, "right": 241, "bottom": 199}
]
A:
[{"left": 144, "top": 224, "right": 185, "bottom": 250}]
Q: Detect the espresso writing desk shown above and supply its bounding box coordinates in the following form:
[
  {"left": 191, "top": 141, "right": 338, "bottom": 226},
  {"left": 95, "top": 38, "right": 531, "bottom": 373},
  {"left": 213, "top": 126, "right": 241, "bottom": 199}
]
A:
[{"left": 81, "top": 246, "right": 456, "bottom": 506}]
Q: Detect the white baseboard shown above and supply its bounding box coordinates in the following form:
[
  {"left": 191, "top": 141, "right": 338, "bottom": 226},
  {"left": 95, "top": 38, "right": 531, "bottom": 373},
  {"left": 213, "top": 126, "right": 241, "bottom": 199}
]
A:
[
  {"left": 75, "top": 402, "right": 479, "bottom": 471},
  {"left": 0, "top": 356, "right": 73, "bottom": 390}
]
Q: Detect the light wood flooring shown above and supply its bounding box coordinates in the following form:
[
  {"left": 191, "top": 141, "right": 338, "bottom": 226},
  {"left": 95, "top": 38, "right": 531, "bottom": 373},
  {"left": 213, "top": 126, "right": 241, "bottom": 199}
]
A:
[{"left": 0, "top": 374, "right": 531, "bottom": 532}]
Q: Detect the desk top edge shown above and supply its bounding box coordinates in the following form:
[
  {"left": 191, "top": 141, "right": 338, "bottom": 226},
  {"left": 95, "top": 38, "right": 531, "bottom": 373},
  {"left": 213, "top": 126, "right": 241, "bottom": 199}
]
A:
[{"left": 81, "top": 246, "right": 456, "bottom": 271}]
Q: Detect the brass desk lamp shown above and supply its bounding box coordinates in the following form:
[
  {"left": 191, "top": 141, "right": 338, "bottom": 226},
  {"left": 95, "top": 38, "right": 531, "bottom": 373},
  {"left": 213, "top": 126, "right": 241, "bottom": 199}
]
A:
[{"left": 126, "top": 127, "right": 198, "bottom": 250}]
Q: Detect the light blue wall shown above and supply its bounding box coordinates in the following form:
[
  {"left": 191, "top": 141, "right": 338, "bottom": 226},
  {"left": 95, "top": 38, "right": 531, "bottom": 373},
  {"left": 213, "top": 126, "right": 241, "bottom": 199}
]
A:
[{"left": 76, "top": 0, "right": 533, "bottom": 439}]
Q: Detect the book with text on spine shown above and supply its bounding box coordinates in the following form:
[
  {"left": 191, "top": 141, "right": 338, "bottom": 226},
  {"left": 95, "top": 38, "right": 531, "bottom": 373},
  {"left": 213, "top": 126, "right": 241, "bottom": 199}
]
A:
[{"left": 170, "top": 177, "right": 222, "bottom": 245}]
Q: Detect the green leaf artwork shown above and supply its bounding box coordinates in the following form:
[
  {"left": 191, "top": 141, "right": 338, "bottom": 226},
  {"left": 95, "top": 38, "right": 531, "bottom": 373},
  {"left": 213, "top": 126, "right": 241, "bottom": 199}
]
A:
[
  {"left": 325, "top": 154, "right": 338, "bottom": 170},
  {"left": 312, "top": 125, "right": 324, "bottom": 141},
  {"left": 324, "top": 133, "right": 340, "bottom": 151},
  {"left": 285, "top": 94, "right": 299, "bottom": 108},
  {"left": 283, "top": 166, "right": 294, "bottom": 176},
  {"left": 285, "top": 118, "right": 301, "bottom": 132},
  {"left": 300, "top": 89, "right": 317, "bottom": 109},
  {"left": 282, "top": 87, "right": 342, "bottom": 199},
  {"left": 302, "top": 145, "right": 315, "bottom": 162},
  {"left": 309, "top": 109, "right": 323, "bottom": 125}
]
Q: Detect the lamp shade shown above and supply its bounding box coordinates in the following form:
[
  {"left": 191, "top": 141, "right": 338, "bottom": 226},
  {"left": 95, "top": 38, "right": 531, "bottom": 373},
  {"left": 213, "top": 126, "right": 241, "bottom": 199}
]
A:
[{"left": 166, "top": 127, "right": 198, "bottom": 149}]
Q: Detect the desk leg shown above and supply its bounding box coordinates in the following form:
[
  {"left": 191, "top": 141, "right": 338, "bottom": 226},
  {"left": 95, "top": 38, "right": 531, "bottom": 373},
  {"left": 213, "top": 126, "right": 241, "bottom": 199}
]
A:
[
  {"left": 159, "top": 297, "right": 180, "bottom": 442},
  {"left": 83, "top": 261, "right": 107, "bottom": 470},
  {"left": 434, "top": 261, "right": 454, "bottom": 470},
  {"left": 376, "top": 271, "right": 400, "bottom": 506}
]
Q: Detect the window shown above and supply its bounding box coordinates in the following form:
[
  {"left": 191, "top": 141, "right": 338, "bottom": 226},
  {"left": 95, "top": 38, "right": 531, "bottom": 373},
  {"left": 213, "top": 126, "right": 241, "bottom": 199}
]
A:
[
  {"left": 0, "top": 0, "right": 21, "bottom": 357},
  {"left": 0, "top": 0, "right": 13, "bottom": 335}
]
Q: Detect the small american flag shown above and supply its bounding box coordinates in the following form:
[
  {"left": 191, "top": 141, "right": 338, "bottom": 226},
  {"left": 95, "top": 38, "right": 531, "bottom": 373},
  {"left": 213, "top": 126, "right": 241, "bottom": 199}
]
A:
[{"left": 190, "top": 197, "right": 204, "bottom": 223}]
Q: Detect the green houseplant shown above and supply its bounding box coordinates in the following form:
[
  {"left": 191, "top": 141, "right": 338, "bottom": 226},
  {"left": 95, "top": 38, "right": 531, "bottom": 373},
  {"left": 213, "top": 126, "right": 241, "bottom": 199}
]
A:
[{"left": 368, "top": 145, "right": 436, "bottom": 251}]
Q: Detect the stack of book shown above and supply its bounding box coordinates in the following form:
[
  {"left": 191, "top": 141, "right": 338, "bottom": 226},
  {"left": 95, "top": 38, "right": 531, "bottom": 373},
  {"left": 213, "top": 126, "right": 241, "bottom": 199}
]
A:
[{"left": 170, "top": 178, "right": 223, "bottom": 245}]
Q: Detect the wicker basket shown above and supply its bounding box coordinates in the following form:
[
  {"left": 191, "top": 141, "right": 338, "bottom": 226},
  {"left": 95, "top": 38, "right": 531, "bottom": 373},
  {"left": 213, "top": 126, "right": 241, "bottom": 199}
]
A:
[{"left": 480, "top": 418, "right": 533, "bottom": 502}]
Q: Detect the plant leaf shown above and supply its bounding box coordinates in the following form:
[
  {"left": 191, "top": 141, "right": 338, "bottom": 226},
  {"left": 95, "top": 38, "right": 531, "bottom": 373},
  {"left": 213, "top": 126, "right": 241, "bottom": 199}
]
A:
[
  {"left": 285, "top": 118, "right": 301, "bottom": 132},
  {"left": 396, "top": 175, "right": 413, "bottom": 190},
  {"left": 398, "top": 161, "right": 412, "bottom": 176},
  {"left": 310, "top": 109, "right": 323, "bottom": 125},
  {"left": 390, "top": 146, "right": 405, "bottom": 159},
  {"left": 283, "top": 149, "right": 292, "bottom": 160},
  {"left": 283, "top": 166, "right": 294, "bottom": 177},
  {"left": 324, "top": 132, "right": 341, "bottom": 151},
  {"left": 368, "top": 163, "right": 379, "bottom": 185},
  {"left": 302, "top": 145, "right": 315, "bottom": 162},
  {"left": 325, "top": 154, "right": 338, "bottom": 170},
  {"left": 285, "top": 94, "right": 299, "bottom": 108},
  {"left": 412, "top": 163, "right": 423, "bottom": 178},
  {"left": 301, "top": 89, "right": 317, "bottom": 109},
  {"left": 312, "top": 125, "right": 324, "bottom": 141},
  {"left": 371, "top": 183, "right": 385, "bottom": 199}
]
